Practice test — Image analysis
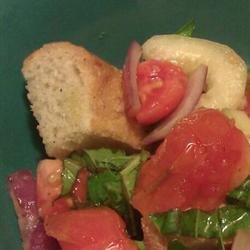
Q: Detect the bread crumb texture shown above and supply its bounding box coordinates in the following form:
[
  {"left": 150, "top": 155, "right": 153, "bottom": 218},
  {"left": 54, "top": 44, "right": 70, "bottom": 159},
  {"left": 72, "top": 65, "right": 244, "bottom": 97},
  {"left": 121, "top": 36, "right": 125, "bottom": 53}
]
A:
[{"left": 22, "top": 42, "right": 144, "bottom": 158}]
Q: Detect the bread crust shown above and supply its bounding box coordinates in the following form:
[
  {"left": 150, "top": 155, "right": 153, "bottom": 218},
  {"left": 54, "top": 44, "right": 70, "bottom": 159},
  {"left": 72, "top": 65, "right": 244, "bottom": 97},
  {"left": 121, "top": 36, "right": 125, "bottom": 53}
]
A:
[{"left": 22, "top": 42, "right": 144, "bottom": 158}]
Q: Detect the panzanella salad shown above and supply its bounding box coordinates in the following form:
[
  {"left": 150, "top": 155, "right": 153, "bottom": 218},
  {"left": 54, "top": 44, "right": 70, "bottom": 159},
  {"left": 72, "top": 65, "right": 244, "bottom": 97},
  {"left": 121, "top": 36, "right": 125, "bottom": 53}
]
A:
[{"left": 8, "top": 20, "right": 250, "bottom": 250}]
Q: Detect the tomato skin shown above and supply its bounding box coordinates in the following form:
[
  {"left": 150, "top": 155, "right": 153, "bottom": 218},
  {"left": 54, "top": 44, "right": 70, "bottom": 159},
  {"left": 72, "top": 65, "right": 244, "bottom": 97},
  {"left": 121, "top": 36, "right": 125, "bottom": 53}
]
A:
[
  {"left": 132, "top": 109, "right": 250, "bottom": 214},
  {"left": 51, "top": 196, "right": 73, "bottom": 215},
  {"left": 71, "top": 168, "right": 89, "bottom": 204},
  {"left": 136, "top": 60, "right": 187, "bottom": 125},
  {"left": 44, "top": 208, "right": 137, "bottom": 250},
  {"left": 37, "top": 159, "right": 63, "bottom": 218}
]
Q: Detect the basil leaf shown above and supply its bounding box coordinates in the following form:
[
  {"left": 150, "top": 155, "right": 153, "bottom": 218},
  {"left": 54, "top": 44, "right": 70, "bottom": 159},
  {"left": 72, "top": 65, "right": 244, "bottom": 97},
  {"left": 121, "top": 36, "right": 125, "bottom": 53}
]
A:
[
  {"left": 135, "top": 241, "right": 145, "bottom": 250},
  {"left": 82, "top": 148, "right": 132, "bottom": 173},
  {"left": 149, "top": 205, "right": 250, "bottom": 242},
  {"left": 87, "top": 170, "right": 127, "bottom": 214},
  {"left": 219, "top": 206, "right": 250, "bottom": 239},
  {"left": 61, "top": 158, "right": 82, "bottom": 195},
  {"left": 227, "top": 176, "right": 250, "bottom": 208},
  {"left": 149, "top": 209, "right": 180, "bottom": 235},
  {"left": 168, "top": 240, "right": 188, "bottom": 250},
  {"left": 176, "top": 19, "right": 195, "bottom": 37},
  {"left": 196, "top": 209, "right": 220, "bottom": 238},
  {"left": 121, "top": 150, "right": 149, "bottom": 199}
]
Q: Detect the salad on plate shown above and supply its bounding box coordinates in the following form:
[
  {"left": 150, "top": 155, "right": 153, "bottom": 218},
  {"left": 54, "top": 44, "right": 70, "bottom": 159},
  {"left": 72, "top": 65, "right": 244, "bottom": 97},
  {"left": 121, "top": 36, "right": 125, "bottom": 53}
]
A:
[{"left": 8, "top": 20, "right": 250, "bottom": 250}]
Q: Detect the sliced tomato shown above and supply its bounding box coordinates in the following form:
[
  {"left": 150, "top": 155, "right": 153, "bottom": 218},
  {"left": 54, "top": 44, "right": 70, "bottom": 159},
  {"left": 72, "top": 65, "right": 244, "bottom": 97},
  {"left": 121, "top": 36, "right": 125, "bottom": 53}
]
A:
[
  {"left": 37, "top": 159, "right": 64, "bottom": 218},
  {"left": 135, "top": 59, "right": 187, "bottom": 125},
  {"left": 71, "top": 168, "right": 90, "bottom": 204},
  {"left": 51, "top": 196, "right": 73, "bottom": 215},
  {"left": 132, "top": 109, "right": 250, "bottom": 214},
  {"left": 44, "top": 207, "right": 137, "bottom": 250}
]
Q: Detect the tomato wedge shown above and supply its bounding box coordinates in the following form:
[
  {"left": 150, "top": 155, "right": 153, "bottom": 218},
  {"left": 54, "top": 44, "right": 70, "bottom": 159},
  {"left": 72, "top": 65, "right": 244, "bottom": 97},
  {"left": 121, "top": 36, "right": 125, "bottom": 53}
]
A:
[
  {"left": 71, "top": 168, "right": 90, "bottom": 205},
  {"left": 37, "top": 159, "right": 64, "bottom": 218},
  {"left": 136, "top": 59, "right": 188, "bottom": 125},
  {"left": 132, "top": 109, "right": 250, "bottom": 214},
  {"left": 44, "top": 207, "right": 137, "bottom": 250}
]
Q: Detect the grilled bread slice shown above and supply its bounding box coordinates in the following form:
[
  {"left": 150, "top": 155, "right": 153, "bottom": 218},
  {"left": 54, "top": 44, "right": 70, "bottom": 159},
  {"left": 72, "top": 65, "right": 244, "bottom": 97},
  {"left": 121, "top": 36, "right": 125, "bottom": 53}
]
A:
[{"left": 22, "top": 42, "right": 144, "bottom": 158}]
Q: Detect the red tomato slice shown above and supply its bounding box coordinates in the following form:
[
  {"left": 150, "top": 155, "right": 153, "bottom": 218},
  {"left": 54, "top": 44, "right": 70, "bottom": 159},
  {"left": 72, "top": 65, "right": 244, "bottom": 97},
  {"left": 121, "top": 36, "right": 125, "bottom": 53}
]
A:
[
  {"left": 37, "top": 159, "right": 64, "bottom": 218},
  {"left": 132, "top": 109, "right": 250, "bottom": 214},
  {"left": 51, "top": 196, "right": 73, "bottom": 215},
  {"left": 71, "top": 168, "right": 90, "bottom": 204},
  {"left": 44, "top": 208, "right": 137, "bottom": 250},
  {"left": 136, "top": 60, "right": 187, "bottom": 125}
]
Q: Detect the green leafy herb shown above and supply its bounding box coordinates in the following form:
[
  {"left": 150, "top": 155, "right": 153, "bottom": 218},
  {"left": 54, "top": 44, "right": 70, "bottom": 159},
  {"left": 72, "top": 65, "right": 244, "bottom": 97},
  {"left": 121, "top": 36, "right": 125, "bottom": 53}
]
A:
[
  {"left": 168, "top": 239, "right": 188, "bottom": 250},
  {"left": 121, "top": 150, "right": 149, "bottom": 199},
  {"left": 150, "top": 209, "right": 180, "bottom": 235},
  {"left": 61, "top": 158, "right": 82, "bottom": 195},
  {"left": 82, "top": 148, "right": 132, "bottom": 173},
  {"left": 149, "top": 205, "right": 250, "bottom": 242},
  {"left": 227, "top": 176, "right": 250, "bottom": 208},
  {"left": 176, "top": 19, "right": 195, "bottom": 37},
  {"left": 219, "top": 206, "right": 250, "bottom": 239},
  {"left": 217, "top": 210, "right": 225, "bottom": 250},
  {"left": 134, "top": 241, "right": 146, "bottom": 250},
  {"left": 87, "top": 170, "right": 126, "bottom": 214},
  {"left": 86, "top": 149, "right": 149, "bottom": 238},
  {"left": 69, "top": 151, "right": 87, "bottom": 166}
]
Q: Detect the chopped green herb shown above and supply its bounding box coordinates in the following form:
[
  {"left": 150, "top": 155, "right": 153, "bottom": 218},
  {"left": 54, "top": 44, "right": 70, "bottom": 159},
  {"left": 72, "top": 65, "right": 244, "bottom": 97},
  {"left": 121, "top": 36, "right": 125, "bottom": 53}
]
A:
[
  {"left": 87, "top": 170, "right": 126, "bottom": 214},
  {"left": 149, "top": 205, "right": 250, "bottom": 242},
  {"left": 168, "top": 239, "right": 188, "bottom": 250},
  {"left": 135, "top": 241, "right": 146, "bottom": 250},
  {"left": 121, "top": 150, "right": 149, "bottom": 199},
  {"left": 61, "top": 158, "right": 82, "bottom": 195},
  {"left": 82, "top": 148, "right": 132, "bottom": 173},
  {"left": 227, "top": 176, "right": 250, "bottom": 208},
  {"left": 176, "top": 19, "right": 195, "bottom": 37}
]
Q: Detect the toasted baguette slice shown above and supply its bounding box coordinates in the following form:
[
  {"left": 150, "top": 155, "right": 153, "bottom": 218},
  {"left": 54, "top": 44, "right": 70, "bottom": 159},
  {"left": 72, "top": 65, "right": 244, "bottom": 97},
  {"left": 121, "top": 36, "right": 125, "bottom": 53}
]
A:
[{"left": 22, "top": 42, "right": 144, "bottom": 158}]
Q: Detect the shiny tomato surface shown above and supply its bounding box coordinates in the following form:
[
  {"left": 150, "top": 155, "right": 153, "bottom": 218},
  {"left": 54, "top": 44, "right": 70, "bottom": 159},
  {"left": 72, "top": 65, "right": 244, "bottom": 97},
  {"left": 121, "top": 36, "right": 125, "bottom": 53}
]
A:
[
  {"left": 136, "top": 60, "right": 187, "bottom": 125},
  {"left": 72, "top": 168, "right": 90, "bottom": 204},
  {"left": 132, "top": 109, "right": 250, "bottom": 214},
  {"left": 37, "top": 159, "right": 64, "bottom": 218},
  {"left": 45, "top": 208, "right": 137, "bottom": 250}
]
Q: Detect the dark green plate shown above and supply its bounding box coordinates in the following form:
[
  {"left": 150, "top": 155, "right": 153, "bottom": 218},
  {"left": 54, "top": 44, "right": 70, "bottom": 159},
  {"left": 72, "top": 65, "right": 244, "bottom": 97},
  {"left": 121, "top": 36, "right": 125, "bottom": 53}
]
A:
[{"left": 1, "top": 0, "right": 250, "bottom": 248}]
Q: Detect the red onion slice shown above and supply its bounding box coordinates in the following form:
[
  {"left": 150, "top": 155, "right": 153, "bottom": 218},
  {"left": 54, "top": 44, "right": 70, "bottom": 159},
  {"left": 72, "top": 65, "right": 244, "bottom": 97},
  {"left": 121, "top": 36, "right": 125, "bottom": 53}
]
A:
[
  {"left": 142, "top": 64, "right": 208, "bottom": 145},
  {"left": 8, "top": 170, "right": 59, "bottom": 250},
  {"left": 122, "top": 41, "right": 142, "bottom": 117},
  {"left": 232, "top": 230, "right": 250, "bottom": 250}
]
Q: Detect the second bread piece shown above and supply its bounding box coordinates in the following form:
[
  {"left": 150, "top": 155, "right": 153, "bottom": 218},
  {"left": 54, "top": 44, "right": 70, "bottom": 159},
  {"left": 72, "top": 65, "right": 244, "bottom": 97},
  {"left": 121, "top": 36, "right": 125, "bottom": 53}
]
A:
[{"left": 23, "top": 42, "right": 144, "bottom": 158}]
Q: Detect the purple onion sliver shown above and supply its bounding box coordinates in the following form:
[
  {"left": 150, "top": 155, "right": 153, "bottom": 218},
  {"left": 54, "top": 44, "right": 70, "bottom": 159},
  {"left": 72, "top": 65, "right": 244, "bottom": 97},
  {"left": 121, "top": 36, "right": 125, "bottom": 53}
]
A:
[
  {"left": 8, "top": 170, "right": 59, "bottom": 250},
  {"left": 30, "top": 221, "right": 60, "bottom": 250}
]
